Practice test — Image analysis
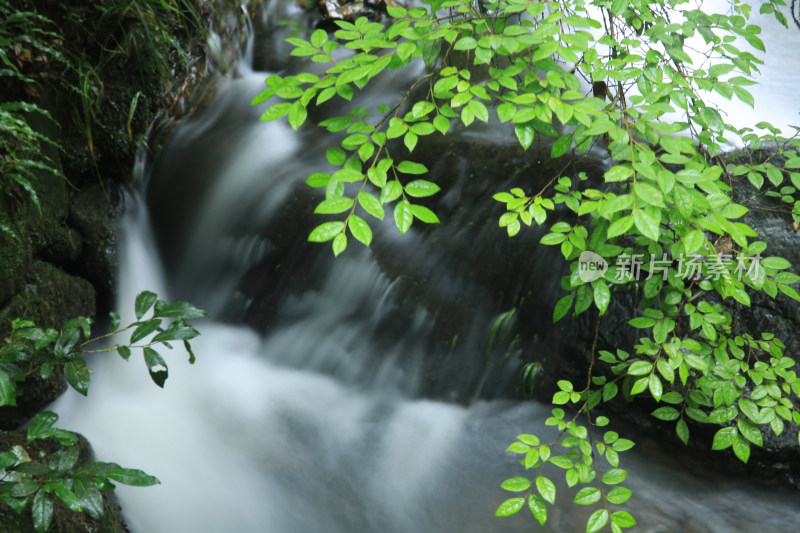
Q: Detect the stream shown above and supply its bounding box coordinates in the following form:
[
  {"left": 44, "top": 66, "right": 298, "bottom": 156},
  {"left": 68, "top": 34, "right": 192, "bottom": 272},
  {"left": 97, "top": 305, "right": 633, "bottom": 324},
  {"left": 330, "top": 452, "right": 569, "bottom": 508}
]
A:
[{"left": 54, "top": 1, "right": 800, "bottom": 531}]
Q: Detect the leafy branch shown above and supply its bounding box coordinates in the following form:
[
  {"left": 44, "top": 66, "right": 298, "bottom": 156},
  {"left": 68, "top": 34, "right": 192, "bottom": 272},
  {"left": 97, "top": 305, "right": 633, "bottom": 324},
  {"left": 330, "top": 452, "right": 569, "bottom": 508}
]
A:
[
  {"left": 256, "top": 0, "right": 800, "bottom": 529},
  {"left": 0, "top": 291, "right": 205, "bottom": 531}
]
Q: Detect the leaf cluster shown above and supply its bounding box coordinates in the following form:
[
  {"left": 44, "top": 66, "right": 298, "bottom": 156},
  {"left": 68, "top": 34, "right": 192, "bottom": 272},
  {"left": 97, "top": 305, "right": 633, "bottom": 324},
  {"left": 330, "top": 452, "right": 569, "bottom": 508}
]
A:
[
  {"left": 0, "top": 291, "right": 205, "bottom": 530},
  {"left": 0, "top": 412, "right": 158, "bottom": 532},
  {"left": 496, "top": 406, "right": 635, "bottom": 533},
  {"left": 260, "top": 0, "right": 800, "bottom": 529}
]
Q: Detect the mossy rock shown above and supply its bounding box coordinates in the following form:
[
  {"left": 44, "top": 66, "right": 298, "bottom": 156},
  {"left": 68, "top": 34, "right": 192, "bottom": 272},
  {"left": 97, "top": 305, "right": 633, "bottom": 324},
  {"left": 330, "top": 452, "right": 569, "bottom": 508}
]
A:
[
  {"left": 68, "top": 183, "right": 120, "bottom": 309},
  {"left": 0, "top": 261, "right": 95, "bottom": 430},
  {"left": 0, "top": 196, "right": 32, "bottom": 309}
]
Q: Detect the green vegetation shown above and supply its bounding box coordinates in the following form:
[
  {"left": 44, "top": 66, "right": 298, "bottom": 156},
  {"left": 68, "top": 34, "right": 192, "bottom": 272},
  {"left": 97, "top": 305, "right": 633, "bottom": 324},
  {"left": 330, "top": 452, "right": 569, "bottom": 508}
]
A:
[
  {"left": 0, "top": 291, "right": 205, "bottom": 531},
  {"left": 0, "top": 1, "right": 68, "bottom": 214},
  {"left": 0, "top": 0, "right": 208, "bottom": 214},
  {"left": 2, "top": 3, "right": 211, "bottom": 529},
  {"left": 255, "top": 0, "right": 800, "bottom": 529}
]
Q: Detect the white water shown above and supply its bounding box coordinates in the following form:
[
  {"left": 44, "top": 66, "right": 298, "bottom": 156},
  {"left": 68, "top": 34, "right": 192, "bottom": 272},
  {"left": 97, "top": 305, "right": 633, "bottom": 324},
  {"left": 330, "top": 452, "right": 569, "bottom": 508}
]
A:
[
  {"left": 53, "top": 1, "right": 800, "bottom": 531},
  {"left": 52, "top": 200, "right": 800, "bottom": 532}
]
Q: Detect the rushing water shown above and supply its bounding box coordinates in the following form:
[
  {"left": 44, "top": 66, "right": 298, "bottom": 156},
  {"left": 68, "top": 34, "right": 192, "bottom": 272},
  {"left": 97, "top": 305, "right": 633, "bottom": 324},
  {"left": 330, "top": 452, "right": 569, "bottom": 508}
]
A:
[{"left": 54, "top": 1, "right": 800, "bottom": 532}]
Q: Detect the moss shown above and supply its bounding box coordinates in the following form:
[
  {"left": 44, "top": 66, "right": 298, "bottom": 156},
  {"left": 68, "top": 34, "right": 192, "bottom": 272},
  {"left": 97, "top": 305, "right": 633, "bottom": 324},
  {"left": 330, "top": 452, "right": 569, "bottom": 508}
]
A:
[{"left": 0, "top": 197, "right": 32, "bottom": 308}]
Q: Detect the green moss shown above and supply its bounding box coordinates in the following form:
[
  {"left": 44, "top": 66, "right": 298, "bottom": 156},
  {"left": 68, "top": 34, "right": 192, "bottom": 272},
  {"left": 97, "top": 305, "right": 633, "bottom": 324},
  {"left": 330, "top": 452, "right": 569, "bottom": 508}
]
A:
[{"left": 0, "top": 196, "right": 33, "bottom": 308}]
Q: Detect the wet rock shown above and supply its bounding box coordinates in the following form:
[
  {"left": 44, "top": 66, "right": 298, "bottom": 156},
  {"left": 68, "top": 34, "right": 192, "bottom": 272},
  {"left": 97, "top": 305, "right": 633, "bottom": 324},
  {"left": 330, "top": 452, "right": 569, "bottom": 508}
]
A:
[
  {"left": 0, "top": 196, "right": 32, "bottom": 308},
  {"left": 0, "top": 262, "right": 94, "bottom": 431},
  {"left": 68, "top": 183, "right": 121, "bottom": 310},
  {"left": 318, "top": 0, "right": 395, "bottom": 23},
  {"left": 0, "top": 261, "right": 95, "bottom": 430}
]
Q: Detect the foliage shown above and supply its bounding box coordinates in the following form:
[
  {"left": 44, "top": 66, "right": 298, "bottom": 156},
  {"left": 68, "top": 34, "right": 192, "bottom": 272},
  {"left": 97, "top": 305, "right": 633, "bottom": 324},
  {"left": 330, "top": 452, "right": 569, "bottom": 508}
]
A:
[
  {"left": 257, "top": 0, "right": 800, "bottom": 528},
  {"left": 0, "top": 0, "right": 208, "bottom": 217},
  {"left": 0, "top": 1, "right": 67, "bottom": 213},
  {"left": 0, "top": 291, "right": 206, "bottom": 531}
]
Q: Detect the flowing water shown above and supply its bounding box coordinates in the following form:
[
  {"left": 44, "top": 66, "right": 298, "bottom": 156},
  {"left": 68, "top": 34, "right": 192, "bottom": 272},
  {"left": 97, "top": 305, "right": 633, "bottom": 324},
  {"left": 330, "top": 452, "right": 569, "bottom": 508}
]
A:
[{"left": 54, "top": 1, "right": 800, "bottom": 531}]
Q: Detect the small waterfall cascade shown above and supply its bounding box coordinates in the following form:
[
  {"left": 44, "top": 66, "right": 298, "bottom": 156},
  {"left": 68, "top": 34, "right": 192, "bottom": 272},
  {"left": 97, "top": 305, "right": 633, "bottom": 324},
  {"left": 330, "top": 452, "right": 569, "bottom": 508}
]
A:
[{"left": 54, "top": 1, "right": 800, "bottom": 531}]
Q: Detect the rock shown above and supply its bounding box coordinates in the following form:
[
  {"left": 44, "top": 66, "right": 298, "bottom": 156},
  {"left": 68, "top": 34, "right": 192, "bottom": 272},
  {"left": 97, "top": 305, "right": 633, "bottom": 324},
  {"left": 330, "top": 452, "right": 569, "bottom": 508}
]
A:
[
  {"left": 68, "top": 183, "right": 120, "bottom": 310},
  {"left": 0, "top": 261, "right": 95, "bottom": 430},
  {"left": 318, "top": 0, "right": 394, "bottom": 23},
  {"left": 0, "top": 196, "right": 32, "bottom": 308}
]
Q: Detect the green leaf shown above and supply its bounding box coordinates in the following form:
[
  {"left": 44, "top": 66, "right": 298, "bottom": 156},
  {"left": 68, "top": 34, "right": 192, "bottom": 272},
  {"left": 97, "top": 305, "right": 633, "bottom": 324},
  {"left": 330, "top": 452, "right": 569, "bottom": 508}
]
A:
[
  {"left": 73, "top": 477, "right": 104, "bottom": 520},
  {"left": 501, "top": 477, "right": 531, "bottom": 492},
  {"left": 495, "top": 497, "right": 525, "bottom": 516},
  {"left": 348, "top": 215, "right": 373, "bottom": 246},
  {"left": 648, "top": 373, "right": 663, "bottom": 402},
  {"left": 397, "top": 161, "right": 428, "bottom": 174},
  {"left": 611, "top": 510, "right": 637, "bottom": 528},
  {"left": 587, "top": 509, "right": 609, "bottom": 533},
  {"left": 288, "top": 100, "right": 307, "bottom": 131},
  {"left": 709, "top": 63, "right": 735, "bottom": 78},
  {"left": 633, "top": 208, "right": 661, "bottom": 241},
  {"left": 404, "top": 131, "right": 418, "bottom": 152},
  {"left": 0, "top": 369, "right": 16, "bottom": 407},
  {"left": 605, "top": 165, "right": 634, "bottom": 182},
  {"left": 553, "top": 294, "right": 573, "bottom": 323},
  {"left": 64, "top": 360, "right": 90, "bottom": 396},
  {"left": 410, "top": 204, "right": 440, "bottom": 224},
  {"left": 309, "top": 221, "right": 345, "bottom": 242},
  {"left": 153, "top": 301, "right": 206, "bottom": 320},
  {"left": 152, "top": 322, "right": 200, "bottom": 344},
  {"left": 711, "top": 426, "right": 737, "bottom": 450},
  {"left": 761, "top": 257, "right": 791, "bottom": 270},
  {"left": 260, "top": 102, "right": 291, "bottom": 121},
  {"left": 454, "top": 36, "right": 478, "bottom": 50},
  {"left": 394, "top": 201, "right": 413, "bottom": 234},
  {"left": 315, "top": 197, "right": 354, "bottom": 215},
  {"left": 332, "top": 233, "right": 347, "bottom": 256},
  {"left": 574, "top": 487, "right": 601, "bottom": 505},
  {"left": 32, "top": 490, "right": 53, "bottom": 533},
  {"left": 592, "top": 279, "right": 611, "bottom": 314},
  {"left": 106, "top": 468, "right": 160, "bottom": 487},
  {"left": 515, "top": 123, "right": 534, "bottom": 150},
  {"left": 422, "top": 39, "right": 441, "bottom": 66},
  {"left": 651, "top": 406, "right": 680, "bottom": 421},
  {"left": 607, "top": 215, "right": 634, "bottom": 238},
  {"left": 380, "top": 181, "right": 403, "bottom": 204},
  {"left": 116, "top": 345, "right": 131, "bottom": 360},
  {"left": 28, "top": 411, "right": 58, "bottom": 442},
  {"left": 737, "top": 418, "right": 763, "bottom": 447},
  {"left": 606, "top": 486, "right": 633, "bottom": 504},
  {"left": 551, "top": 134, "right": 572, "bottom": 158},
  {"left": 528, "top": 494, "right": 548, "bottom": 525},
  {"left": 130, "top": 319, "right": 162, "bottom": 344},
  {"left": 433, "top": 115, "right": 450, "bottom": 135},
  {"left": 326, "top": 147, "right": 346, "bottom": 166},
  {"left": 684, "top": 230, "right": 706, "bottom": 255},
  {"left": 405, "top": 180, "right": 440, "bottom": 198},
  {"left": 536, "top": 476, "right": 556, "bottom": 505},
  {"left": 143, "top": 347, "right": 168, "bottom": 388},
  {"left": 634, "top": 182, "right": 663, "bottom": 206},
  {"left": 602, "top": 468, "right": 627, "bottom": 484},
  {"left": 676, "top": 418, "right": 689, "bottom": 445},
  {"left": 627, "top": 361, "right": 652, "bottom": 376},
  {"left": 135, "top": 291, "right": 157, "bottom": 320},
  {"left": 358, "top": 192, "right": 384, "bottom": 220}
]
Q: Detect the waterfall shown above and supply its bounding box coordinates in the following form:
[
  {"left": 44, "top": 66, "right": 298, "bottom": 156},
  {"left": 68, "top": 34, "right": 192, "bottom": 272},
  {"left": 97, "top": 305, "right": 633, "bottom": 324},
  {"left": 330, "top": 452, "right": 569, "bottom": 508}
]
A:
[{"left": 53, "top": 1, "right": 800, "bottom": 531}]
